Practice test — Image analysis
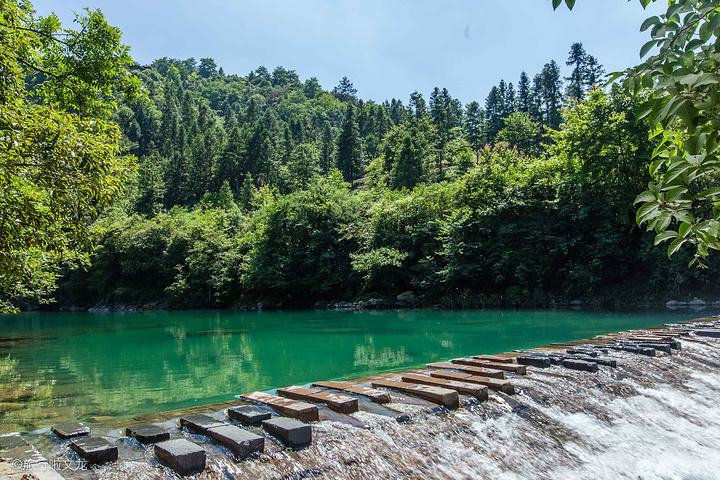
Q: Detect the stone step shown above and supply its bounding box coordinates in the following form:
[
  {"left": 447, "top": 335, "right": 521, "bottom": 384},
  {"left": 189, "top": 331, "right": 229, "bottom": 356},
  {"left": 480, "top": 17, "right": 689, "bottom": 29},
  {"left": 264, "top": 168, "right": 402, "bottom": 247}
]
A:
[
  {"left": 262, "top": 417, "right": 312, "bottom": 448},
  {"left": 428, "top": 370, "right": 516, "bottom": 395},
  {"left": 629, "top": 329, "right": 687, "bottom": 337},
  {"left": 515, "top": 356, "right": 552, "bottom": 368},
  {"left": 241, "top": 391, "right": 319, "bottom": 422},
  {"left": 693, "top": 329, "right": 720, "bottom": 338},
  {"left": 51, "top": 422, "right": 90, "bottom": 439},
  {"left": 472, "top": 355, "right": 515, "bottom": 364},
  {"left": 637, "top": 343, "right": 672, "bottom": 354},
  {"left": 155, "top": 439, "right": 206, "bottom": 476},
  {"left": 0, "top": 434, "right": 29, "bottom": 451},
  {"left": 426, "top": 362, "right": 505, "bottom": 379},
  {"left": 565, "top": 348, "right": 598, "bottom": 357},
  {"left": 70, "top": 437, "right": 118, "bottom": 466},
  {"left": 0, "top": 444, "right": 65, "bottom": 480},
  {"left": 227, "top": 405, "right": 272, "bottom": 426},
  {"left": 179, "top": 414, "right": 226, "bottom": 435},
  {"left": 452, "top": 358, "right": 527, "bottom": 375},
  {"left": 125, "top": 424, "right": 170, "bottom": 444},
  {"left": 312, "top": 381, "right": 391, "bottom": 404},
  {"left": 277, "top": 386, "right": 358, "bottom": 414},
  {"left": 561, "top": 359, "right": 599, "bottom": 372},
  {"left": 400, "top": 374, "right": 488, "bottom": 401},
  {"left": 370, "top": 379, "right": 459, "bottom": 409},
  {"left": 575, "top": 356, "right": 617, "bottom": 368},
  {"left": 206, "top": 425, "right": 264, "bottom": 460},
  {"left": 606, "top": 344, "right": 657, "bottom": 356}
]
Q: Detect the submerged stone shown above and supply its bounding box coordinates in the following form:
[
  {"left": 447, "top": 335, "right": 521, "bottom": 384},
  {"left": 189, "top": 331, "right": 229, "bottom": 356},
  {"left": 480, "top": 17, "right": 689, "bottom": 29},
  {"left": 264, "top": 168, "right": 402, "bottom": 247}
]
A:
[
  {"left": 515, "top": 356, "right": 552, "bottom": 368},
  {"left": 207, "top": 424, "right": 264, "bottom": 460},
  {"left": 52, "top": 422, "right": 90, "bottom": 439},
  {"left": 693, "top": 329, "right": 720, "bottom": 338},
  {"left": 154, "top": 439, "right": 206, "bottom": 476},
  {"left": 227, "top": 405, "right": 272, "bottom": 426},
  {"left": 70, "top": 437, "right": 118, "bottom": 465},
  {"left": 262, "top": 417, "right": 312, "bottom": 448},
  {"left": 0, "top": 444, "right": 45, "bottom": 464},
  {"left": 562, "top": 359, "right": 599, "bottom": 372},
  {"left": 125, "top": 424, "right": 170, "bottom": 444}
]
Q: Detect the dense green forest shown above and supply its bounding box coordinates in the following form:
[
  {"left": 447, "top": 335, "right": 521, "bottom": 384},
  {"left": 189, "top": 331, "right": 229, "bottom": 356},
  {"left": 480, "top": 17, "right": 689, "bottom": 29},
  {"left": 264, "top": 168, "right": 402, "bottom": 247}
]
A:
[{"left": 50, "top": 42, "right": 720, "bottom": 310}]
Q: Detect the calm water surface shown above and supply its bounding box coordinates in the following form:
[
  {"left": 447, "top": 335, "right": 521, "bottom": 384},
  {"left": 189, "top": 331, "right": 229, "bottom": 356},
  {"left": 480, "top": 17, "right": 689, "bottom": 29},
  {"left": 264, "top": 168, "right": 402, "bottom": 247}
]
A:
[{"left": 0, "top": 308, "right": 715, "bottom": 429}]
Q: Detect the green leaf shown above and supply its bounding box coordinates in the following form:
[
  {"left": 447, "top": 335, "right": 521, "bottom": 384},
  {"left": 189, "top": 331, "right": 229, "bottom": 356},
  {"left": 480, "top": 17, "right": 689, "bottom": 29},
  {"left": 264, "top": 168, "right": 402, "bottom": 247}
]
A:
[
  {"left": 667, "top": 236, "right": 687, "bottom": 257},
  {"left": 640, "top": 39, "right": 657, "bottom": 58},
  {"left": 634, "top": 190, "right": 657, "bottom": 204},
  {"left": 552, "top": 0, "right": 562, "bottom": 10},
  {"left": 699, "top": 187, "right": 720, "bottom": 198},
  {"left": 636, "top": 201, "right": 660, "bottom": 224},
  {"left": 654, "top": 230, "right": 678, "bottom": 245},
  {"left": 564, "top": 0, "right": 576, "bottom": 9},
  {"left": 640, "top": 15, "right": 661, "bottom": 32}
]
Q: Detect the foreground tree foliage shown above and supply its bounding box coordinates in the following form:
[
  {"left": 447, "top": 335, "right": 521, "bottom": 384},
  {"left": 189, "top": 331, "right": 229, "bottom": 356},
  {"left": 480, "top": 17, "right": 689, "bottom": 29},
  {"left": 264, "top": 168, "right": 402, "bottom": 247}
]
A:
[{"left": 0, "top": 0, "right": 140, "bottom": 312}]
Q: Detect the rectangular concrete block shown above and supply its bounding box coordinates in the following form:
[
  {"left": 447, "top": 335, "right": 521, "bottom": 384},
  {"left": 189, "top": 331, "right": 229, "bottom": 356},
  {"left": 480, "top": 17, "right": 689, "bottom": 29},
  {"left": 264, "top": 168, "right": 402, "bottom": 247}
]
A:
[
  {"left": 371, "top": 379, "right": 459, "bottom": 409},
  {"left": 426, "top": 362, "right": 505, "bottom": 379},
  {"left": 515, "top": 356, "right": 552, "bottom": 368},
  {"left": 179, "top": 414, "right": 225, "bottom": 435},
  {"left": 155, "top": 439, "right": 206, "bottom": 476},
  {"left": 241, "top": 392, "right": 319, "bottom": 422},
  {"left": 312, "top": 381, "right": 391, "bottom": 404},
  {"left": 562, "top": 359, "right": 599, "bottom": 372},
  {"left": 453, "top": 358, "right": 527, "bottom": 375},
  {"left": 262, "top": 417, "right": 312, "bottom": 448},
  {"left": 401, "top": 374, "right": 488, "bottom": 401},
  {"left": 52, "top": 422, "right": 90, "bottom": 439},
  {"left": 472, "top": 355, "right": 515, "bottom": 363},
  {"left": 428, "top": 370, "right": 516, "bottom": 395},
  {"left": 207, "top": 425, "right": 264, "bottom": 460},
  {"left": 693, "top": 329, "right": 720, "bottom": 338},
  {"left": 0, "top": 434, "right": 29, "bottom": 451},
  {"left": 227, "top": 405, "right": 272, "bottom": 426},
  {"left": 70, "top": 437, "right": 118, "bottom": 465},
  {"left": 125, "top": 424, "right": 170, "bottom": 444},
  {"left": 278, "top": 386, "right": 359, "bottom": 413}
]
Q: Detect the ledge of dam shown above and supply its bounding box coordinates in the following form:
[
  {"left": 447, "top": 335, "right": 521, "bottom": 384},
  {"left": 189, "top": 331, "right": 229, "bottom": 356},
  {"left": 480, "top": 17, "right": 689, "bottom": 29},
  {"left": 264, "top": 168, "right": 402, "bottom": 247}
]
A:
[{"left": 2, "top": 318, "right": 720, "bottom": 479}]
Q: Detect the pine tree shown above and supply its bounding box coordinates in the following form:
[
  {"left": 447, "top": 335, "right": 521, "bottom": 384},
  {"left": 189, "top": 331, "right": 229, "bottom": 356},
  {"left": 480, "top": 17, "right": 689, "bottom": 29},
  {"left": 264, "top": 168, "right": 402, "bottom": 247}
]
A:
[
  {"left": 409, "top": 91, "right": 427, "bottom": 119},
  {"left": 585, "top": 55, "right": 605, "bottom": 88},
  {"left": 540, "top": 60, "right": 563, "bottom": 130},
  {"left": 485, "top": 86, "right": 502, "bottom": 141},
  {"left": 320, "top": 122, "right": 335, "bottom": 173},
  {"left": 391, "top": 135, "right": 423, "bottom": 189},
  {"left": 336, "top": 104, "right": 363, "bottom": 183},
  {"left": 518, "top": 72, "right": 531, "bottom": 113},
  {"left": 333, "top": 76, "right": 357, "bottom": 102},
  {"left": 566, "top": 42, "right": 587, "bottom": 99},
  {"left": 464, "top": 101, "right": 485, "bottom": 159}
]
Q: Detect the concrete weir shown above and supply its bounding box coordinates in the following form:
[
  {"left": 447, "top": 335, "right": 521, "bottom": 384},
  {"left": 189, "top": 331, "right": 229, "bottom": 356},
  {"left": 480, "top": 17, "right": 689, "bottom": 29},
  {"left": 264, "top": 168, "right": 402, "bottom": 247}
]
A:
[{"left": 5, "top": 319, "right": 720, "bottom": 479}]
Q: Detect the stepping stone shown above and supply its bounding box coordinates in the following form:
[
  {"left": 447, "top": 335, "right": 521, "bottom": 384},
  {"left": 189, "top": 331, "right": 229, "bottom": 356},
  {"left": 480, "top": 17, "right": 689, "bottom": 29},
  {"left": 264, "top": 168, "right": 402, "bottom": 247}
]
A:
[
  {"left": 637, "top": 343, "right": 672, "bottom": 354},
  {"left": 207, "top": 425, "right": 264, "bottom": 460},
  {"left": 562, "top": 359, "right": 599, "bottom": 372},
  {"left": 515, "top": 356, "right": 552, "bottom": 368},
  {"left": 241, "top": 391, "right": 319, "bottom": 422},
  {"left": 155, "top": 439, "right": 206, "bottom": 476},
  {"left": 70, "top": 437, "right": 118, "bottom": 465},
  {"left": 52, "top": 422, "right": 90, "bottom": 439},
  {"left": 179, "top": 414, "right": 225, "bottom": 435},
  {"left": 401, "top": 374, "right": 489, "bottom": 401},
  {"left": 313, "top": 381, "right": 391, "bottom": 404},
  {"left": 277, "top": 386, "right": 358, "bottom": 413},
  {"left": 125, "top": 424, "right": 170, "bottom": 444},
  {"left": 429, "top": 370, "right": 516, "bottom": 395},
  {"left": 566, "top": 349, "right": 598, "bottom": 357},
  {"left": 227, "top": 405, "right": 272, "bottom": 426},
  {"left": 607, "top": 345, "right": 657, "bottom": 356},
  {"left": 453, "top": 358, "right": 527, "bottom": 375},
  {"left": 693, "top": 329, "right": 720, "bottom": 338},
  {"left": 371, "top": 379, "right": 459, "bottom": 409},
  {"left": 0, "top": 434, "right": 29, "bottom": 451},
  {"left": 0, "top": 444, "right": 45, "bottom": 464},
  {"left": 262, "top": 417, "right": 312, "bottom": 448},
  {"left": 472, "top": 355, "right": 515, "bottom": 364},
  {"left": 426, "top": 362, "right": 505, "bottom": 379}
]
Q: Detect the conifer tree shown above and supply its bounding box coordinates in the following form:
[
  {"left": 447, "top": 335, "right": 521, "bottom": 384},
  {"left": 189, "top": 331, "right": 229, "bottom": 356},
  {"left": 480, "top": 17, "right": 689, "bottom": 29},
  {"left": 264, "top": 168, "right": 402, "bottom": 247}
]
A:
[
  {"left": 391, "top": 135, "right": 423, "bottom": 189},
  {"left": 518, "top": 72, "right": 531, "bottom": 113},
  {"left": 336, "top": 104, "right": 363, "bottom": 183},
  {"left": 464, "top": 101, "right": 486, "bottom": 159}
]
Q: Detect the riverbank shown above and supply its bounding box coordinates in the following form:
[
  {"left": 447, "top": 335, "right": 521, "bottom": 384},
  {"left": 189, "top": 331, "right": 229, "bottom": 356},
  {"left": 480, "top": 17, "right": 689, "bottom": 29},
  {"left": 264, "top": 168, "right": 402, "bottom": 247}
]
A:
[{"left": 2, "top": 316, "right": 719, "bottom": 479}]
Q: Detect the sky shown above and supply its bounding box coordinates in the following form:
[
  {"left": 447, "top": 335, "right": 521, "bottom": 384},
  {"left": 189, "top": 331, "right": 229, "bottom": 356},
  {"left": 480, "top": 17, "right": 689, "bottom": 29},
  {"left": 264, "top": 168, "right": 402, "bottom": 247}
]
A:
[{"left": 31, "top": 0, "right": 667, "bottom": 106}]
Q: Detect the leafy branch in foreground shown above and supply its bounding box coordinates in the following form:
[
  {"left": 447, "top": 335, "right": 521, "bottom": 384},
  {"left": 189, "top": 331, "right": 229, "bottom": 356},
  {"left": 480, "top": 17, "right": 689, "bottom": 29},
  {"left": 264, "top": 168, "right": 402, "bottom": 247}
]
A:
[{"left": 0, "top": 0, "right": 141, "bottom": 312}]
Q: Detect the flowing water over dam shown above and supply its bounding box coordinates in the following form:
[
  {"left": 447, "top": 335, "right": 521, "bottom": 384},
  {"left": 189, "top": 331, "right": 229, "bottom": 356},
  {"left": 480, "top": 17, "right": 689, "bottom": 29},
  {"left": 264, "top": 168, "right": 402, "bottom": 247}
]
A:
[{"left": 2, "top": 316, "right": 719, "bottom": 479}]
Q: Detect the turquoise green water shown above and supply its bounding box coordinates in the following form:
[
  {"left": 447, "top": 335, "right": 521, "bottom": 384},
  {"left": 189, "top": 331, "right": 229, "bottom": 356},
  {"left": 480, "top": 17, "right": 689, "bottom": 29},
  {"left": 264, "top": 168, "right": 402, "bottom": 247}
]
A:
[{"left": 0, "top": 308, "right": 715, "bottom": 429}]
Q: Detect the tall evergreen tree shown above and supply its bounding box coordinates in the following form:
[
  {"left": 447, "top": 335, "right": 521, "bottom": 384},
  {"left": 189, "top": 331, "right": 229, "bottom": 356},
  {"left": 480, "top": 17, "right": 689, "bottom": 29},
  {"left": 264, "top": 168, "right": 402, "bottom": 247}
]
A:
[
  {"left": 391, "top": 135, "right": 423, "bottom": 190},
  {"left": 336, "top": 104, "right": 363, "bottom": 183},
  {"left": 518, "top": 72, "right": 531, "bottom": 113},
  {"left": 485, "top": 86, "right": 503, "bottom": 141},
  {"left": 409, "top": 91, "right": 427, "bottom": 119},
  {"left": 540, "top": 60, "right": 563, "bottom": 130},
  {"left": 333, "top": 76, "right": 357, "bottom": 102},
  {"left": 464, "top": 101, "right": 485, "bottom": 159},
  {"left": 566, "top": 42, "right": 588, "bottom": 99}
]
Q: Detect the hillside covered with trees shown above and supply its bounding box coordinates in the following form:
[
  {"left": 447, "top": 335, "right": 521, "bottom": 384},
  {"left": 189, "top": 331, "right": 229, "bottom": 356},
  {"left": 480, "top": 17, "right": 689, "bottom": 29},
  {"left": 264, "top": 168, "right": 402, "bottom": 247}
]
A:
[{"left": 50, "top": 41, "right": 720, "bottom": 310}]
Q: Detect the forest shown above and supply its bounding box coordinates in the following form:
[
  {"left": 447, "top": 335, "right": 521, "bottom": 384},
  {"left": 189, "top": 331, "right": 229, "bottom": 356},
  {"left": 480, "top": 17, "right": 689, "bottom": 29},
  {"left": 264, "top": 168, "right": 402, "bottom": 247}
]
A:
[{"left": 49, "top": 42, "right": 720, "bottom": 310}]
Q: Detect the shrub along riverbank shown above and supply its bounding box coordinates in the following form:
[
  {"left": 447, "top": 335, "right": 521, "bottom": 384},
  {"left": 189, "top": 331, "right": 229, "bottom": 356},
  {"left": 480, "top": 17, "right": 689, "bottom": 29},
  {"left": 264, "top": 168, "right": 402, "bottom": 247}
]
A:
[{"left": 54, "top": 89, "right": 720, "bottom": 310}]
